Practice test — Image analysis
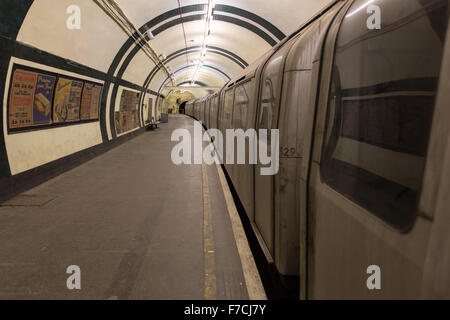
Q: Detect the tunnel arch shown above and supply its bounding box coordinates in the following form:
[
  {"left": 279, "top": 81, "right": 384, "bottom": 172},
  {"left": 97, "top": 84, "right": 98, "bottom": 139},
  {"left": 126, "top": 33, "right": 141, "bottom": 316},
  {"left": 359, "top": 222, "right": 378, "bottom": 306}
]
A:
[
  {"left": 103, "top": 4, "right": 284, "bottom": 139},
  {"left": 142, "top": 46, "right": 246, "bottom": 90},
  {"left": 141, "top": 64, "right": 231, "bottom": 126},
  {"left": 0, "top": 0, "right": 334, "bottom": 187}
]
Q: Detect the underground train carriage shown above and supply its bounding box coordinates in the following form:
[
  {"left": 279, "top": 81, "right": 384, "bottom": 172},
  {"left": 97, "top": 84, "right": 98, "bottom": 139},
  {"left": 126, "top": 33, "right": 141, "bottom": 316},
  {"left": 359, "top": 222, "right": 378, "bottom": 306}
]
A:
[{"left": 186, "top": 0, "right": 450, "bottom": 299}]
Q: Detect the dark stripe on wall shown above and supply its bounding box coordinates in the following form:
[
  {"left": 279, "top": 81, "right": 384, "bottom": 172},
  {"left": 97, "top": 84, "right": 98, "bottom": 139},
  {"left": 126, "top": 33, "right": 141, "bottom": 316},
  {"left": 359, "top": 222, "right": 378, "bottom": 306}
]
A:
[
  {"left": 214, "top": 14, "right": 277, "bottom": 46},
  {"left": 159, "top": 46, "right": 248, "bottom": 68},
  {"left": 0, "top": 38, "right": 162, "bottom": 177},
  {"left": 215, "top": 4, "right": 286, "bottom": 41},
  {"left": 209, "top": 46, "right": 249, "bottom": 67},
  {"left": 2, "top": 38, "right": 163, "bottom": 141},
  {"left": 100, "top": 8, "right": 207, "bottom": 141},
  {"left": 153, "top": 14, "right": 277, "bottom": 46},
  {"left": 142, "top": 46, "right": 246, "bottom": 99},
  {"left": 161, "top": 45, "right": 249, "bottom": 68},
  {"left": 154, "top": 64, "right": 231, "bottom": 109},
  {"left": 105, "top": 37, "right": 247, "bottom": 140},
  {"left": 0, "top": 128, "right": 146, "bottom": 204},
  {"left": 115, "top": 25, "right": 254, "bottom": 128},
  {"left": 210, "top": 46, "right": 249, "bottom": 67},
  {"left": 0, "top": 0, "right": 33, "bottom": 40},
  {"left": 105, "top": 4, "right": 206, "bottom": 79},
  {"left": 108, "top": 3, "right": 279, "bottom": 78},
  {"left": 0, "top": 39, "right": 162, "bottom": 96},
  {"left": 152, "top": 14, "right": 205, "bottom": 37},
  {"left": 145, "top": 48, "right": 245, "bottom": 81},
  {"left": 141, "top": 4, "right": 206, "bottom": 34},
  {"left": 0, "top": 2, "right": 283, "bottom": 181},
  {"left": 0, "top": 0, "right": 34, "bottom": 180},
  {"left": 104, "top": 4, "right": 282, "bottom": 139},
  {"left": 164, "top": 47, "right": 247, "bottom": 68},
  {"left": 173, "top": 65, "right": 231, "bottom": 81}
]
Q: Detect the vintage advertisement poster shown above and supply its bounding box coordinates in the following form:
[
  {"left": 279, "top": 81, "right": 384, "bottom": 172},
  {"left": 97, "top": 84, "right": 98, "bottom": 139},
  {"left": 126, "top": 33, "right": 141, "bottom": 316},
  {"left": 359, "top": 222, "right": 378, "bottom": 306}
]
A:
[
  {"left": 67, "top": 80, "right": 83, "bottom": 122},
  {"left": 114, "top": 112, "right": 121, "bottom": 134},
  {"left": 120, "top": 111, "right": 128, "bottom": 132},
  {"left": 133, "top": 109, "right": 139, "bottom": 128},
  {"left": 33, "top": 73, "right": 56, "bottom": 125},
  {"left": 81, "top": 83, "right": 102, "bottom": 120},
  {"left": 80, "top": 83, "right": 93, "bottom": 120},
  {"left": 53, "top": 78, "right": 83, "bottom": 123},
  {"left": 90, "top": 84, "right": 102, "bottom": 120},
  {"left": 116, "top": 89, "right": 140, "bottom": 133},
  {"left": 53, "top": 78, "right": 71, "bottom": 123},
  {"left": 9, "top": 69, "right": 37, "bottom": 129}
]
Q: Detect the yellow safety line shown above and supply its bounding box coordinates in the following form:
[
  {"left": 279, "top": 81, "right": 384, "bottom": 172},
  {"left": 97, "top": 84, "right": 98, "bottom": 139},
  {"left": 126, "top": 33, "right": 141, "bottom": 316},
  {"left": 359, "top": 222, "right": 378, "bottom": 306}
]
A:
[
  {"left": 202, "top": 158, "right": 217, "bottom": 300},
  {"left": 214, "top": 155, "right": 267, "bottom": 300}
]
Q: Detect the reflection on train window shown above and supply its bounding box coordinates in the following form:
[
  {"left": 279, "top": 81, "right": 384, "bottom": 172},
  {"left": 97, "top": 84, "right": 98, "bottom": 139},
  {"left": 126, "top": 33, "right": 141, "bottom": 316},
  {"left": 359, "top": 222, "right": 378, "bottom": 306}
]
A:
[
  {"left": 205, "top": 99, "right": 210, "bottom": 123},
  {"left": 195, "top": 103, "right": 200, "bottom": 119},
  {"left": 233, "top": 80, "right": 253, "bottom": 130},
  {"left": 321, "top": 0, "right": 448, "bottom": 230},
  {"left": 259, "top": 78, "right": 275, "bottom": 131},
  {"left": 259, "top": 53, "right": 284, "bottom": 131},
  {"left": 223, "top": 88, "right": 235, "bottom": 128},
  {"left": 211, "top": 96, "right": 218, "bottom": 128}
]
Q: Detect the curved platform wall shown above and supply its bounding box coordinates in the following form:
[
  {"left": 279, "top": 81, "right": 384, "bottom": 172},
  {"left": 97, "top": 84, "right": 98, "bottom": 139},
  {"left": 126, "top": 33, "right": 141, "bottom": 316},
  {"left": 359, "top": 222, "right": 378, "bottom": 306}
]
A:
[{"left": 0, "top": 0, "right": 333, "bottom": 202}]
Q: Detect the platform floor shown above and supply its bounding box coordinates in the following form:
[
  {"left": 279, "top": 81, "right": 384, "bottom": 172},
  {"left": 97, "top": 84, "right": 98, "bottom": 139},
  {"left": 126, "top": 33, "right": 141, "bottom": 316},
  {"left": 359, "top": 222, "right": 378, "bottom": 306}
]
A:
[{"left": 0, "top": 115, "right": 265, "bottom": 300}]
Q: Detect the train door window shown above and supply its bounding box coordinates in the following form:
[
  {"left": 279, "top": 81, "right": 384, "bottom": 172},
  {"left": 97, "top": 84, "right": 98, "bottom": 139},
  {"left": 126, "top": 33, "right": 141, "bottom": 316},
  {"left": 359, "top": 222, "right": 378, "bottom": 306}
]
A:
[
  {"left": 321, "top": 0, "right": 449, "bottom": 230},
  {"left": 258, "top": 53, "right": 285, "bottom": 133},
  {"left": 205, "top": 99, "right": 210, "bottom": 125},
  {"left": 210, "top": 96, "right": 216, "bottom": 128},
  {"left": 219, "top": 92, "right": 225, "bottom": 128},
  {"left": 214, "top": 96, "right": 219, "bottom": 128},
  {"left": 223, "top": 88, "right": 235, "bottom": 129},
  {"left": 233, "top": 80, "right": 253, "bottom": 130}
]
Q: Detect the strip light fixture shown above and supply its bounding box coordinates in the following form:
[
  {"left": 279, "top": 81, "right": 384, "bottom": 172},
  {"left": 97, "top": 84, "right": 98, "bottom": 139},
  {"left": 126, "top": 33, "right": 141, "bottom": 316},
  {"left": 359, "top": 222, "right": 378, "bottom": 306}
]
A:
[{"left": 191, "top": 0, "right": 215, "bottom": 85}]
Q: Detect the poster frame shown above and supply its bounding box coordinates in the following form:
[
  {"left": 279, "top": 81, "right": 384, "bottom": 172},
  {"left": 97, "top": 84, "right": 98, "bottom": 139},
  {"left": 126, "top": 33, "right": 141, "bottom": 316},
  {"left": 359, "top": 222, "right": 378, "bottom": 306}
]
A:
[
  {"left": 115, "top": 88, "right": 141, "bottom": 135},
  {"left": 7, "top": 63, "right": 103, "bottom": 134}
]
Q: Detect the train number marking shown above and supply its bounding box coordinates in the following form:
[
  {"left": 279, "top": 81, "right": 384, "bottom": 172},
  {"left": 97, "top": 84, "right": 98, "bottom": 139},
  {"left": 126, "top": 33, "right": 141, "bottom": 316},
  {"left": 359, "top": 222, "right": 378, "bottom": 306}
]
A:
[{"left": 280, "top": 147, "right": 296, "bottom": 157}]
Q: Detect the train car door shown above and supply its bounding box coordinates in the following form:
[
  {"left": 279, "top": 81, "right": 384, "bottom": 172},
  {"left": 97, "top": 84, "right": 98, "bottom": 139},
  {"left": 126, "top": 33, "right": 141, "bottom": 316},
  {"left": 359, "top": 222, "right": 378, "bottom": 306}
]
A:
[
  {"left": 254, "top": 42, "right": 294, "bottom": 257},
  {"left": 420, "top": 18, "right": 450, "bottom": 298},
  {"left": 223, "top": 87, "right": 236, "bottom": 174},
  {"left": 307, "top": 0, "right": 448, "bottom": 299}
]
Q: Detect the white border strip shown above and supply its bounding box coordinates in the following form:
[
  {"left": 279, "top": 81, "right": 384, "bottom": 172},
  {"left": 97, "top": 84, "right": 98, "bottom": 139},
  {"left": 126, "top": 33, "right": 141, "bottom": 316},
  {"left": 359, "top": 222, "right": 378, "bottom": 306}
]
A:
[{"left": 214, "top": 154, "right": 267, "bottom": 300}]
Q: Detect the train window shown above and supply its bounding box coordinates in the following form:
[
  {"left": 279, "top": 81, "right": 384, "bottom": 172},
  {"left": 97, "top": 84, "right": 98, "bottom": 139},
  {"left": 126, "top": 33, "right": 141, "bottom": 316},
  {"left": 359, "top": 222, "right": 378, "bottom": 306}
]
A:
[
  {"left": 233, "top": 79, "right": 253, "bottom": 130},
  {"left": 259, "top": 53, "right": 284, "bottom": 131},
  {"left": 223, "top": 88, "right": 235, "bottom": 128},
  {"left": 205, "top": 99, "right": 210, "bottom": 125},
  {"left": 321, "top": 0, "right": 448, "bottom": 230},
  {"left": 213, "top": 96, "right": 219, "bottom": 128}
]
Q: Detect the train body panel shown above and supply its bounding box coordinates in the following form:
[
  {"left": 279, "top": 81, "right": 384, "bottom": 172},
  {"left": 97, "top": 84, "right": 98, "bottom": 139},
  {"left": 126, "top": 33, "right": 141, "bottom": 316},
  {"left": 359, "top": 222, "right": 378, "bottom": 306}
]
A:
[
  {"left": 205, "top": 97, "right": 211, "bottom": 129},
  {"left": 223, "top": 50, "right": 277, "bottom": 223},
  {"left": 184, "top": 0, "right": 450, "bottom": 299},
  {"left": 421, "top": 25, "right": 450, "bottom": 298},
  {"left": 209, "top": 94, "right": 220, "bottom": 129},
  {"left": 307, "top": 0, "right": 448, "bottom": 299},
  {"left": 273, "top": 3, "right": 343, "bottom": 277},
  {"left": 254, "top": 34, "right": 301, "bottom": 266}
]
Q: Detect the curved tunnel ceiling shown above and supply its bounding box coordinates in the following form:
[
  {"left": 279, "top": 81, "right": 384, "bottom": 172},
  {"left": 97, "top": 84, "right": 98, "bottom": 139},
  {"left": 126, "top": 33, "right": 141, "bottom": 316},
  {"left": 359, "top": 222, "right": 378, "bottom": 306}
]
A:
[{"left": 17, "top": 0, "right": 333, "bottom": 100}]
